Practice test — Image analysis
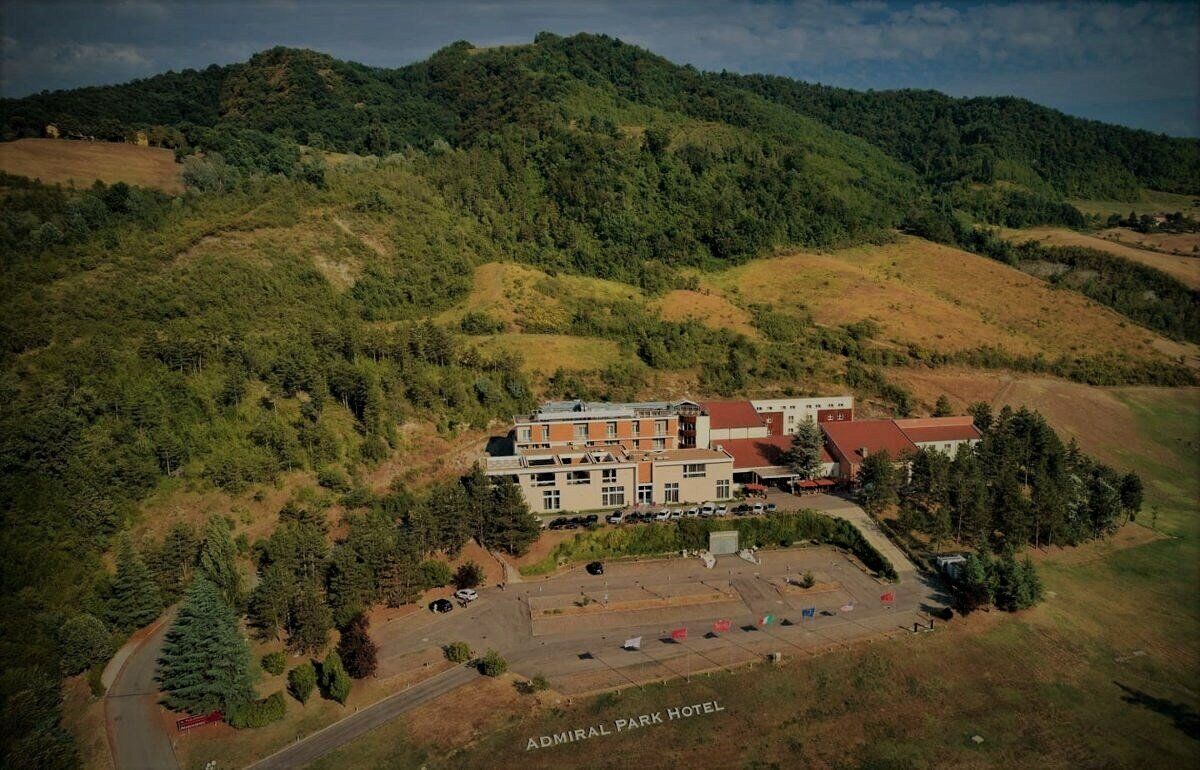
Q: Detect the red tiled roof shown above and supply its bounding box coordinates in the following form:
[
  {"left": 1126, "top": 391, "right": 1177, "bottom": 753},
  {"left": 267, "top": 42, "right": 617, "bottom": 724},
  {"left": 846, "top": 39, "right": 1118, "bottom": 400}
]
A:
[
  {"left": 718, "top": 435, "right": 833, "bottom": 470},
  {"left": 821, "top": 420, "right": 917, "bottom": 463},
  {"left": 701, "top": 400, "right": 765, "bottom": 430},
  {"left": 894, "top": 416, "right": 980, "bottom": 444}
]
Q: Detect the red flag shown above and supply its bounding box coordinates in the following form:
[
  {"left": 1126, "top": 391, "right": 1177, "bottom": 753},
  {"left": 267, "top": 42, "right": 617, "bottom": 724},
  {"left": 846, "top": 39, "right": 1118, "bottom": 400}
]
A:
[
  {"left": 671, "top": 627, "right": 688, "bottom": 642},
  {"left": 880, "top": 591, "right": 895, "bottom": 604},
  {"left": 712, "top": 618, "right": 732, "bottom": 633}
]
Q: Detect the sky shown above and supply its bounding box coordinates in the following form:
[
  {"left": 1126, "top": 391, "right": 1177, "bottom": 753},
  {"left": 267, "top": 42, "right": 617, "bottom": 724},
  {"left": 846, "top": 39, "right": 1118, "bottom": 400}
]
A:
[{"left": 1, "top": 0, "right": 1197, "bottom": 136}]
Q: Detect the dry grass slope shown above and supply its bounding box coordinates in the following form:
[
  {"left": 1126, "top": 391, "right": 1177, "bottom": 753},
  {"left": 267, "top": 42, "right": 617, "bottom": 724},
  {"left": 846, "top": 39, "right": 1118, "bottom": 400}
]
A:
[
  {"left": 1000, "top": 226, "right": 1200, "bottom": 291},
  {"left": 0, "top": 137, "right": 184, "bottom": 193}
]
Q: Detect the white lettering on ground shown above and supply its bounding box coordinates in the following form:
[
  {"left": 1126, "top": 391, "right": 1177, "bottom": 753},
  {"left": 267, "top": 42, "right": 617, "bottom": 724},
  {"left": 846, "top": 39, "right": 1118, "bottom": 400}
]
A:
[{"left": 526, "top": 701, "right": 727, "bottom": 750}]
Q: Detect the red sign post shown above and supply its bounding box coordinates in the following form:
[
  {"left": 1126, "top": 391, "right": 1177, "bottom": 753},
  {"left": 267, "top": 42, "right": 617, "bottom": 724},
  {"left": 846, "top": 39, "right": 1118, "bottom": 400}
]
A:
[
  {"left": 880, "top": 591, "right": 896, "bottom": 605},
  {"left": 671, "top": 627, "right": 688, "bottom": 642},
  {"left": 712, "top": 618, "right": 732, "bottom": 634}
]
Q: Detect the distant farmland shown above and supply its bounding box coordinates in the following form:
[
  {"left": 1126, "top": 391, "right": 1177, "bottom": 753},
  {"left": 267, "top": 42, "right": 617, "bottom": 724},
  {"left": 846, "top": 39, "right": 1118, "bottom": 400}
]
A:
[{"left": 0, "top": 137, "right": 184, "bottom": 193}]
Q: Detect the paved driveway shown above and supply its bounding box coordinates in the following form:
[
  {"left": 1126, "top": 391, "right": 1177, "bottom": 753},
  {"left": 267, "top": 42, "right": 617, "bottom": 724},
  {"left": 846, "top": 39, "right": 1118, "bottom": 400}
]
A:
[
  {"left": 105, "top": 616, "right": 179, "bottom": 770},
  {"left": 766, "top": 490, "right": 917, "bottom": 573}
]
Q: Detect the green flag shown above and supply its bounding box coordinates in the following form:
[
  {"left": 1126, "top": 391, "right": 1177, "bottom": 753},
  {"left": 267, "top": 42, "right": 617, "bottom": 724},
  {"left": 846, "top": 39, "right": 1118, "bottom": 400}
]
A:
[{"left": 759, "top": 613, "right": 774, "bottom": 626}]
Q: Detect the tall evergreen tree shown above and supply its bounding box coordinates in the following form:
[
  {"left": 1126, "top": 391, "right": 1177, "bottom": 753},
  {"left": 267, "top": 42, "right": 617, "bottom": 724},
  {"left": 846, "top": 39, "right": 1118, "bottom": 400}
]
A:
[
  {"left": 198, "top": 517, "right": 244, "bottom": 608},
  {"left": 108, "top": 538, "right": 164, "bottom": 632},
  {"left": 157, "top": 577, "right": 253, "bottom": 715},
  {"left": 857, "top": 451, "right": 899, "bottom": 515},
  {"left": 482, "top": 482, "right": 540, "bottom": 556},
  {"left": 247, "top": 563, "right": 296, "bottom": 639},
  {"left": 286, "top": 585, "right": 333, "bottom": 654},
  {"left": 336, "top": 613, "right": 378, "bottom": 679},
  {"left": 147, "top": 522, "right": 199, "bottom": 602},
  {"left": 784, "top": 419, "right": 825, "bottom": 481}
]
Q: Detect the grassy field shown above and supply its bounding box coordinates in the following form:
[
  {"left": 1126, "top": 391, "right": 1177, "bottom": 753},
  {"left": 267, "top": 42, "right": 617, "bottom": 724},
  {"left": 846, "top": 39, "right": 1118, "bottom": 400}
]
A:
[
  {"left": 472, "top": 332, "right": 628, "bottom": 375},
  {"left": 702, "top": 235, "right": 1190, "bottom": 363},
  {"left": 652, "top": 289, "right": 757, "bottom": 336},
  {"left": 1069, "top": 189, "right": 1200, "bottom": 219},
  {"left": 0, "top": 137, "right": 184, "bottom": 193},
  {"left": 304, "top": 385, "right": 1200, "bottom": 768},
  {"left": 999, "top": 227, "right": 1200, "bottom": 290}
]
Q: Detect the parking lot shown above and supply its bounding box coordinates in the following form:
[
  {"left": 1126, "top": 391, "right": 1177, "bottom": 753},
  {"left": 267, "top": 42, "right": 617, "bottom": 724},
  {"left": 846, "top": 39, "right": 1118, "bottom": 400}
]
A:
[{"left": 369, "top": 539, "right": 944, "bottom": 696}]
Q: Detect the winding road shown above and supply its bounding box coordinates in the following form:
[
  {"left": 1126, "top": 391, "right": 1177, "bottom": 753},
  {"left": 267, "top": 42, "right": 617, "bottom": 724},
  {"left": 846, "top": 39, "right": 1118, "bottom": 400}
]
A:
[{"left": 104, "top": 615, "right": 179, "bottom": 770}]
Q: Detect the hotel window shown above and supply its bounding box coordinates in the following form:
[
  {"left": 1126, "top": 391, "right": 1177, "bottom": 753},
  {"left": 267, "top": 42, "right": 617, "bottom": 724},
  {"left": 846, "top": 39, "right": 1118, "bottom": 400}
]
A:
[
  {"left": 574, "top": 423, "right": 588, "bottom": 440},
  {"left": 606, "top": 421, "right": 617, "bottom": 438},
  {"left": 542, "top": 490, "right": 561, "bottom": 511},
  {"left": 683, "top": 463, "right": 706, "bottom": 478},
  {"left": 716, "top": 479, "right": 730, "bottom": 499},
  {"left": 517, "top": 426, "right": 532, "bottom": 443},
  {"left": 567, "top": 471, "right": 591, "bottom": 485},
  {"left": 637, "top": 484, "right": 653, "bottom": 504},
  {"left": 602, "top": 468, "right": 617, "bottom": 483},
  {"left": 655, "top": 419, "right": 667, "bottom": 436},
  {"left": 541, "top": 426, "right": 550, "bottom": 441},
  {"left": 653, "top": 437, "right": 666, "bottom": 450},
  {"left": 533, "top": 473, "right": 556, "bottom": 487},
  {"left": 664, "top": 482, "right": 680, "bottom": 503},
  {"left": 631, "top": 421, "right": 640, "bottom": 437},
  {"left": 602, "top": 486, "right": 625, "bottom": 506}
]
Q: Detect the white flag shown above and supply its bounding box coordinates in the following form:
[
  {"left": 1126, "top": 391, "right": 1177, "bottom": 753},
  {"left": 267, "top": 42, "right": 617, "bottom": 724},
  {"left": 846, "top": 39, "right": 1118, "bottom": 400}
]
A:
[{"left": 624, "top": 636, "right": 642, "bottom": 650}]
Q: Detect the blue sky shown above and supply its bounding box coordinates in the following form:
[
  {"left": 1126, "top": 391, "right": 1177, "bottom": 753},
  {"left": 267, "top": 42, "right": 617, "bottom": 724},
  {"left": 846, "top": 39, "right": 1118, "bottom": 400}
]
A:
[{"left": 2, "top": 1, "right": 1197, "bottom": 136}]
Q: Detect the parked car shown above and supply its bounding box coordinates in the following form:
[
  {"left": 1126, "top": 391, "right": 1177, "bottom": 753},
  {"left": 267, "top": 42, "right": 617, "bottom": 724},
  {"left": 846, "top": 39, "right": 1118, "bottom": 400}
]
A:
[
  {"left": 584, "top": 514, "right": 599, "bottom": 524},
  {"left": 700, "top": 501, "right": 716, "bottom": 516},
  {"left": 752, "top": 501, "right": 766, "bottom": 514},
  {"left": 547, "top": 517, "right": 568, "bottom": 530},
  {"left": 765, "top": 502, "right": 777, "bottom": 512},
  {"left": 654, "top": 509, "right": 671, "bottom": 521},
  {"left": 733, "top": 503, "right": 751, "bottom": 515},
  {"left": 586, "top": 561, "right": 605, "bottom": 576},
  {"left": 669, "top": 509, "right": 683, "bottom": 520},
  {"left": 454, "top": 588, "right": 478, "bottom": 603},
  {"left": 429, "top": 598, "right": 453, "bottom": 614},
  {"left": 607, "top": 511, "right": 625, "bottom": 525},
  {"left": 715, "top": 504, "right": 728, "bottom": 516},
  {"left": 684, "top": 507, "right": 700, "bottom": 518}
]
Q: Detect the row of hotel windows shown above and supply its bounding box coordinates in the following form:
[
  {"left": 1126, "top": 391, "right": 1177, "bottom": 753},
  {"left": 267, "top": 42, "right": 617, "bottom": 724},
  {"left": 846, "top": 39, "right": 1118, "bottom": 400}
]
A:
[
  {"left": 535, "top": 464, "right": 705, "bottom": 487},
  {"left": 517, "top": 420, "right": 669, "bottom": 443},
  {"left": 542, "top": 479, "right": 731, "bottom": 510}
]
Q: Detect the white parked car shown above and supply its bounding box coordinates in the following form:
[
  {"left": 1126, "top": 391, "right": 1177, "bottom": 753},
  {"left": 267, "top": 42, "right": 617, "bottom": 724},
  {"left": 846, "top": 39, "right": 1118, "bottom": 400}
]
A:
[
  {"left": 454, "top": 588, "right": 478, "bottom": 603},
  {"left": 669, "top": 509, "right": 683, "bottom": 520},
  {"left": 684, "top": 507, "right": 700, "bottom": 518},
  {"left": 752, "top": 501, "right": 766, "bottom": 514},
  {"left": 607, "top": 511, "right": 625, "bottom": 525},
  {"left": 700, "top": 501, "right": 717, "bottom": 516},
  {"left": 655, "top": 509, "right": 671, "bottom": 521},
  {"left": 715, "top": 504, "right": 728, "bottom": 516}
]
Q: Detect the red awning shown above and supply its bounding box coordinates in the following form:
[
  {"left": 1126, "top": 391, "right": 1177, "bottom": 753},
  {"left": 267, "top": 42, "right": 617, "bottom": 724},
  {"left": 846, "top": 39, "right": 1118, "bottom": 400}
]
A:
[
  {"left": 796, "top": 480, "right": 819, "bottom": 489},
  {"left": 743, "top": 483, "right": 767, "bottom": 492},
  {"left": 815, "top": 478, "right": 836, "bottom": 487}
]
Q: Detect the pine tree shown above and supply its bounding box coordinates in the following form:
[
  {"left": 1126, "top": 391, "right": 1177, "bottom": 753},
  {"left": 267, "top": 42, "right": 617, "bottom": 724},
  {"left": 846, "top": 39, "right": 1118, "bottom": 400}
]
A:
[
  {"left": 286, "top": 585, "right": 332, "bottom": 654},
  {"left": 247, "top": 563, "right": 296, "bottom": 639},
  {"left": 933, "top": 394, "right": 953, "bottom": 417},
  {"left": 148, "top": 522, "right": 199, "bottom": 601},
  {"left": 337, "top": 613, "right": 378, "bottom": 679},
  {"left": 857, "top": 451, "right": 899, "bottom": 515},
  {"left": 158, "top": 577, "right": 254, "bottom": 715},
  {"left": 785, "top": 419, "right": 825, "bottom": 481},
  {"left": 482, "top": 483, "right": 540, "bottom": 556},
  {"left": 58, "top": 614, "right": 112, "bottom": 676},
  {"left": 320, "top": 650, "right": 351, "bottom": 704},
  {"left": 198, "top": 517, "right": 244, "bottom": 608},
  {"left": 108, "top": 538, "right": 164, "bottom": 632}
]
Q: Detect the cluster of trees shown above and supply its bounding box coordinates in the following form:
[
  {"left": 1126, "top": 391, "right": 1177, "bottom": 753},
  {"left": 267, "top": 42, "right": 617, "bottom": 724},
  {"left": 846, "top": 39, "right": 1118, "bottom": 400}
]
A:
[
  {"left": 953, "top": 550, "right": 1044, "bottom": 614},
  {"left": 1108, "top": 210, "right": 1200, "bottom": 236},
  {"left": 859, "top": 404, "right": 1143, "bottom": 555}
]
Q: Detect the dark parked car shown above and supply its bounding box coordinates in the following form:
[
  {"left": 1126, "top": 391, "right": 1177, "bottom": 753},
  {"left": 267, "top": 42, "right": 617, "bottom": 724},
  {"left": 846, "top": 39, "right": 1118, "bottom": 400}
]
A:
[
  {"left": 765, "top": 502, "right": 778, "bottom": 512},
  {"left": 586, "top": 561, "right": 605, "bottom": 575},
  {"left": 429, "top": 598, "right": 453, "bottom": 614},
  {"left": 584, "top": 514, "right": 599, "bottom": 524}
]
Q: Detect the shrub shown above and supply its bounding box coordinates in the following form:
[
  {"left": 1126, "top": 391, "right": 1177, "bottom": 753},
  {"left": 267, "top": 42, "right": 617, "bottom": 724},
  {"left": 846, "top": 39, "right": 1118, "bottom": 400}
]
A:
[
  {"left": 321, "top": 651, "right": 352, "bottom": 703},
  {"left": 798, "top": 571, "right": 815, "bottom": 589},
  {"left": 443, "top": 641, "right": 472, "bottom": 663},
  {"left": 419, "top": 560, "right": 453, "bottom": 588},
  {"left": 261, "top": 651, "right": 286, "bottom": 676},
  {"left": 287, "top": 662, "right": 316, "bottom": 703},
  {"left": 58, "top": 613, "right": 112, "bottom": 676},
  {"left": 479, "top": 649, "right": 507, "bottom": 677},
  {"left": 453, "top": 561, "right": 486, "bottom": 590},
  {"left": 228, "top": 692, "right": 286, "bottom": 729},
  {"left": 316, "top": 465, "right": 351, "bottom": 493},
  {"left": 529, "top": 674, "right": 550, "bottom": 692}
]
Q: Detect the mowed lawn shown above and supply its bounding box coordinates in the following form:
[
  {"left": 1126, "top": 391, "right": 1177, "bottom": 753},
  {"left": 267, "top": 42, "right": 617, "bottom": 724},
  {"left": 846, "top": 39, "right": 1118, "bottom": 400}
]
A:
[
  {"left": 0, "top": 137, "right": 184, "bottom": 193},
  {"left": 312, "top": 388, "right": 1199, "bottom": 769},
  {"left": 1000, "top": 226, "right": 1200, "bottom": 291},
  {"left": 702, "top": 235, "right": 1188, "bottom": 364}
]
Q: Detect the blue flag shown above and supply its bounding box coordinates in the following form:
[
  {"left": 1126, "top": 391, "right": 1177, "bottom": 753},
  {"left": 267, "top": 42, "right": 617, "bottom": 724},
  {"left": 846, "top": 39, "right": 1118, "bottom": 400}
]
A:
[{"left": 801, "top": 607, "right": 816, "bottom": 619}]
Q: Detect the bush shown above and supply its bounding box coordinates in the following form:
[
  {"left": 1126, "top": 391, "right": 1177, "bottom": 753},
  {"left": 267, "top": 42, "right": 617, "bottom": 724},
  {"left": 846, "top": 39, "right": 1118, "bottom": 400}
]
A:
[
  {"left": 419, "top": 560, "right": 453, "bottom": 588},
  {"left": 529, "top": 674, "right": 549, "bottom": 692},
  {"left": 287, "top": 662, "right": 316, "bottom": 703},
  {"left": 798, "top": 571, "right": 815, "bottom": 589},
  {"left": 228, "top": 692, "right": 286, "bottom": 729},
  {"left": 443, "top": 641, "right": 472, "bottom": 663},
  {"left": 261, "top": 651, "right": 286, "bottom": 676},
  {"left": 479, "top": 649, "right": 507, "bottom": 677},
  {"left": 453, "top": 561, "right": 485, "bottom": 590},
  {"left": 336, "top": 614, "right": 378, "bottom": 679},
  {"left": 316, "top": 465, "right": 351, "bottom": 493},
  {"left": 321, "top": 651, "right": 351, "bottom": 703},
  {"left": 58, "top": 613, "right": 112, "bottom": 676}
]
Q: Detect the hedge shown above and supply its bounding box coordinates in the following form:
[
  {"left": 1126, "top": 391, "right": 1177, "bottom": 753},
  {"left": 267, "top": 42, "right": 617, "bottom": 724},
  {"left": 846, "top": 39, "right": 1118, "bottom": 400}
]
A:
[
  {"left": 519, "top": 510, "right": 897, "bottom": 581},
  {"left": 228, "top": 692, "right": 286, "bottom": 729}
]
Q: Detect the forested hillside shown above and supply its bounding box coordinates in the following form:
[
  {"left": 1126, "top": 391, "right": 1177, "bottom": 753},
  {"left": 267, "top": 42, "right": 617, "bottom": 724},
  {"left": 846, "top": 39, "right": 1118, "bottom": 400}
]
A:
[{"left": 0, "top": 32, "right": 1198, "bottom": 765}]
